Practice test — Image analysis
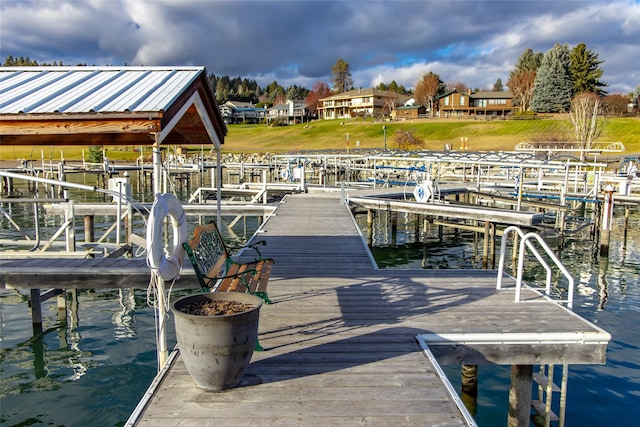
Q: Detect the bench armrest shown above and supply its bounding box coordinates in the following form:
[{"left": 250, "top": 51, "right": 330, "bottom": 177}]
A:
[{"left": 228, "top": 240, "right": 267, "bottom": 259}]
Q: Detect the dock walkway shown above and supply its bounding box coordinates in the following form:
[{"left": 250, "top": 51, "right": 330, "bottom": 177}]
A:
[{"left": 129, "top": 192, "right": 609, "bottom": 426}]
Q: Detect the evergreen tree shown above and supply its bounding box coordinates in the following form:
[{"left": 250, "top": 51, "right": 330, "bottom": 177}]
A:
[
  {"left": 531, "top": 44, "right": 573, "bottom": 113},
  {"left": 570, "top": 43, "right": 607, "bottom": 96},
  {"left": 215, "top": 75, "right": 231, "bottom": 103},
  {"left": 3, "top": 55, "right": 39, "bottom": 66},
  {"left": 331, "top": 58, "right": 353, "bottom": 93},
  {"left": 493, "top": 78, "right": 504, "bottom": 92},
  {"left": 513, "top": 48, "right": 543, "bottom": 72},
  {"left": 261, "top": 81, "right": 286, "bottom": 105},
  {"left": 285, "top": 84, "right": 309, "bottom": 101}
]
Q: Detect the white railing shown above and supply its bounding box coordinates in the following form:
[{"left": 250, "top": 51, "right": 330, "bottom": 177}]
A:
[{"left": 497, "top": 225, "right": 575, "bottom": 309}]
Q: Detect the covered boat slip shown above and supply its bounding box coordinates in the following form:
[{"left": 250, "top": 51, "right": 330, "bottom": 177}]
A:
[{"left": 129, "top": 192, "right": 610, "bottom": 426}]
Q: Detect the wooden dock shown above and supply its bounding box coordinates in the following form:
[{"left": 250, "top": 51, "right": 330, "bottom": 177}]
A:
[
  {"left": 128, "top": 192, "right": 610, "bottom": 426},
  {"left": 0, "top": 257, "right": 154, "bottom": 289}
]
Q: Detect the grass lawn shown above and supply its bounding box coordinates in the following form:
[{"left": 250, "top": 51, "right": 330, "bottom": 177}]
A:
[{"left": 1, "top": 115, "right": 637, "bottom": 162}]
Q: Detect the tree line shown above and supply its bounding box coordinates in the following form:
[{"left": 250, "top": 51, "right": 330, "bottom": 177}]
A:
[
  {"left": 4, "top": 47, "right": 638, "bottom": 116},
  {"left": 412, "top": 43, "right": 637, "bottom": 115}
]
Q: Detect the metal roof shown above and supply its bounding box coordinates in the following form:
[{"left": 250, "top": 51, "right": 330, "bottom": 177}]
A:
[
  {"left": 0, "top": 66, "right": 226, "bottom": 147},
  {"left": 0, "top": 66, "right": 203, "bottom": 114}
]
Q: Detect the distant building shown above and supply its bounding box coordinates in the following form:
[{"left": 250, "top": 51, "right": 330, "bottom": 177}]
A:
[
  {"left": 218, "top": 100, "right": 266, "bottom": 124},
  {"left": 435, "top": 89, "right": 517, "bottom": 117},
  {"left": 391, "top": 105, "right": 426, "bottom": 119},
  {"left": 318, "top": 88, "right": 410, "bottom": 120},
  {"left": 266, "top": 100, "right": 312, "bottom": 125}
]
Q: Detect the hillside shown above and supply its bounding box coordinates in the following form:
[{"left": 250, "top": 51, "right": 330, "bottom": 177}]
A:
[
  {"left": 222, "top": 116, "right": 639, "bottom": 155},
  {"left": 0, "top": 116, "right": 637, "bottom": 162}
]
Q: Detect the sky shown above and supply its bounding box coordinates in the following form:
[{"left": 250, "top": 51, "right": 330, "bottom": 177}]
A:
[{"left": 1, "top": 0, "right": 639, "bottom": 95}]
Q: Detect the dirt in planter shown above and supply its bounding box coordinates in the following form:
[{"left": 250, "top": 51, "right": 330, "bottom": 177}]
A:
[{"left": 178, "top": 299, "right": 255, "bottom": 316}]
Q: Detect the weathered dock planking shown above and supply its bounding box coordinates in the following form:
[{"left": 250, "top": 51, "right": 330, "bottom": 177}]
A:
[
  {"left": 128, "top": 192, "right": 609, "bottom": 426},
  {"left": 0, "top": 257, "right": 163, "bottom": 289}
]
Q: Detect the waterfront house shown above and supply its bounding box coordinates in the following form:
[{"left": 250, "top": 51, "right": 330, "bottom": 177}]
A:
[
  {"left": 218, "top": 101, "right": 267, "bottom": 124},
  {"left": 318, "top": 88, "right": 410, "bottom": 120},
  {"left": 266, "top": 99, "right": 312, "bottom": 125},
  {"left": 436, "top": 89, "right": 517, "bottom": 117}
]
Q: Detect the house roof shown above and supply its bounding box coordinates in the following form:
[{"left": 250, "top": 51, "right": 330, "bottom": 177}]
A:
[
  {"left": 268, "top": 100, "right": 306, "bottom": 112},
  {"left": 319, "top": 88, "right": 410, "bottom": 102},
  {"left": 222, "top": 100, "right": 255, "bottom": 108},
  {"left": 436, "top": 89, "right": 513, "bottom": 100},
  {"left": 395, "top": 105, "right": 424, "bottom": 110},
  {"left": 470, "top": 91, "right": 513, "bottom": 99},
  {"left": 0, "top": 66, "right": 226, "bottom": 147}
]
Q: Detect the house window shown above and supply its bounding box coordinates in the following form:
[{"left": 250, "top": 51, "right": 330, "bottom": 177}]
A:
[
  {"left": 444, "top": 97, "right": 450, "bottom": 106},
  {"left": 460, "top": 96, "right": 465, "bottom": 106},
  {"left": 477, "top": 99, "right": 487, "bottom": 108}
]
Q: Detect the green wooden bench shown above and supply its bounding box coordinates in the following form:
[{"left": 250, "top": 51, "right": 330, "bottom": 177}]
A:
[
  {"left": 182, "top": 222, "right": 274, "bottom": 304},
  {"left": 182, "top": 222, "right": 274, "bottom": 351}
]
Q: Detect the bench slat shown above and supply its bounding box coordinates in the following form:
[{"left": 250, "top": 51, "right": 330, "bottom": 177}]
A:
[{"left": 182, "top": 222, "right": 273, "bottom": 304}]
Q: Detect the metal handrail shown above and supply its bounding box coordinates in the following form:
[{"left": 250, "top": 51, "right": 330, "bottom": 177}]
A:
[
  {"left": 497, "top": 226, "right": 552, "bottom": 291},
  {"left": 497, "top": 225, "right": 575, "bottom": 309}
]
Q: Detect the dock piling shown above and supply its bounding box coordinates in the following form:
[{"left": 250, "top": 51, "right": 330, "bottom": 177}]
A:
[
  {"left": 508, "top": 364, "right": 534, "bottom": 427},
  {"left": 600, "top": 185, "right": 614, "bottom": 256}
]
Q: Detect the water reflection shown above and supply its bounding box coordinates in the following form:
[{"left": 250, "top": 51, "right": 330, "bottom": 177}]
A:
[
  {"left": 0, "top": 287, "right": 168, "bottom": 426},
  {"left": 113, "top": 288, "right": 137, "bottom": 339}
]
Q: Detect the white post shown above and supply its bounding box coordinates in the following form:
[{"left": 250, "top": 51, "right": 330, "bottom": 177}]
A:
[
  {"left": 155, "top": 275, "right": 168, "bottom": 369},
  {"left": 152, "top": 142, "right": 162, "bottom": 196},
  {"left": 262, "top": 169, "right": 268, "bottom": 204},
  {"left": 116, "top": 181, "right": 122, "bottom": 245},
  {"left": 64, "top": 191, "right": 76, "bottom": 252},
  {"left": 516, "top": 167, "right": 524, "bottom": 211},
  {"left": 216, "top": 147, "right": 222, "bottom": 228},
  {"left": 600, "top": 184, "right": 614, "bottom": 256}
]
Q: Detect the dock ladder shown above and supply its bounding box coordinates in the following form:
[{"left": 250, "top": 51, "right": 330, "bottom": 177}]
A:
[
  {"left": 496, "top": 225, "right": 575, "bottom": 309},
  {"left": 531, "top": 363, "right": 569, "bottom": 427},
  {"left": 496, "top": 225, "right": 573, "bottom": 426}
]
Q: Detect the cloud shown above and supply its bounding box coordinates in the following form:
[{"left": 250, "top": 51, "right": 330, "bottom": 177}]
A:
[{"left": 1, "top": 0, "right": 638, "bottom": 93}]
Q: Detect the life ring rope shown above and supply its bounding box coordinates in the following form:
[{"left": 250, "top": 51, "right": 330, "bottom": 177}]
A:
[{"left": 146, "top": 193, "right": 187, "bottom": 281}]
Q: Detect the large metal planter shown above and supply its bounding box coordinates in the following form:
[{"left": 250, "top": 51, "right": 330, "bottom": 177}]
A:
[{"left": 171, "top": 292, "right": 262, "bottom": 391}]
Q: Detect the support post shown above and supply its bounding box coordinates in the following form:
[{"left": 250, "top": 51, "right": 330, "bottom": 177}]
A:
[
  {"left": 64, "top": 195, "right": 76, "bottom": 252},
  {"left": 483, "top": 220, "right": 490, "bottom": 269},
  {"left": 84, "top": 215, "right": 95, "bottom": 243},
  {"left": 391, "top": 211, "right": 398, "bottom": 246},
  {"left": 508, "top": 364, "right": 533, "bottom": 427},
  {"left": 623, "top": 205, "right": 630, "bottom": 249},
  {"left": 366, "top": 209, "right": 374, "bottom": 245},
  {"left": 461, "top": 364, "right": 478, "bottom": 416},
  {"left": 155, "top": 275, "right": 168, "bottom": 370},
  {"left": 600, "top": 184, "right": 614, "bottom": 256},
  {"left": 30, "top": 289, "right": 43, "bottom": 335},
  {"left": 490, "top": 222, "right": 497, "bottom": 269},
  {"left": 216, "top": 147, "right": 222, "bottom": 228},
  {"left": 152, "top": 142, "right": 162, "bottom": 196},
  {"left": 262, "top": 170, "right": 268, "bottom": 204}
]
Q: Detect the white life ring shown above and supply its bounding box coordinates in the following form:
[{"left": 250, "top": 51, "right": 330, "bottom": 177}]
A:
[{"left": 146, "top": 193, "right": 187, "bottom": 281}]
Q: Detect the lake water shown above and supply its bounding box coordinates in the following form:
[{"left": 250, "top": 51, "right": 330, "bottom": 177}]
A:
[{"left": 1, "top": 174, "right": 638, "bottom": 426}]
